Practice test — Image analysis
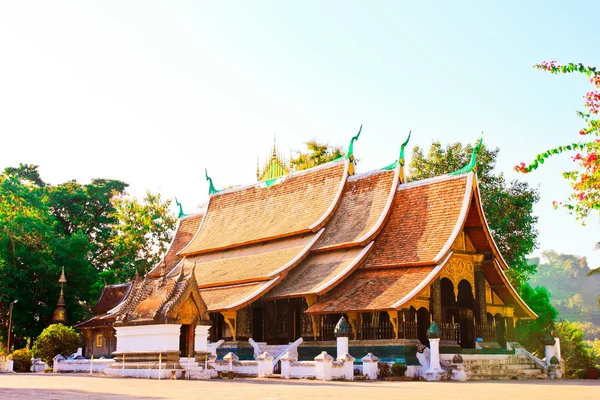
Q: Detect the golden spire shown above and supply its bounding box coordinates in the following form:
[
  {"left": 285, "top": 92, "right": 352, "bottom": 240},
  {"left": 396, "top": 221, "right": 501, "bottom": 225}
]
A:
[{"left": 58, "top": 266, "right": 67, "bottom": 284}]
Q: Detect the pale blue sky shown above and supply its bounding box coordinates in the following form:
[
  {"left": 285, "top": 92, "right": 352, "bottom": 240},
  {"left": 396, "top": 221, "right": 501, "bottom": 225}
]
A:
[{"left": 1, "top": 1, "right": 598, "bottom": 267}]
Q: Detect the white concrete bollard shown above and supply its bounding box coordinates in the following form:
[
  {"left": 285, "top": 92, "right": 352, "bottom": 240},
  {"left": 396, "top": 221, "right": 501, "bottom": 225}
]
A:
[
  {"left": 257, "top": 352, "right": 274, "bottom": 377},
  {"left": 337, "top": 353, "right": 355, "bottom": 380},
  {"left": 314, "top": 351, "right": 333, "bottom": 381},
  {"left": 422, "top": 338, "right": 448, "bottom": 381},
  {"left": 280, "top": 352, "right": 297, "bottom": 379},
  {"left": 361, "top": 353, "right": 379, "bottom": 380},
  {"left": 336, "top": 336, "right": 349, "bottom": 359},
  {"left": 195, "top": 325, "right": 210, "bottom": 353}
]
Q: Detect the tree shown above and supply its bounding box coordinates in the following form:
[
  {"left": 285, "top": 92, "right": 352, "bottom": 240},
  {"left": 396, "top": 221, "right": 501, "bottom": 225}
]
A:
[
  {"left": 409, "top": 141, "right": 540, "bottom": 287},
  {"left": 554, "top": 320, "right": 597, "bottom": 378},
  {"left": 515, "top": 283, "right": 558, "bottom": 356},
  {"left": 108, "top": 191, "right": 177, "bottom": 283},
  {"left": 290, "top": 140, "right": 345, "bottom": 171},
  {"left": 0, "top": 164, "right": 177, "bottom": 341},
  {"left": 32, "top": 323, "right": 81, "bottom": 366},
  {"left": 515, "top": 61, "right": 599, "bottom": 220}
]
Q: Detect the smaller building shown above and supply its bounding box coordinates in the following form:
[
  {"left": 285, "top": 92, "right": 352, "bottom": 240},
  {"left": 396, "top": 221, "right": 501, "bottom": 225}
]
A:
[{"left": 75, "top": 283, "right": 132, "bottom": 358}]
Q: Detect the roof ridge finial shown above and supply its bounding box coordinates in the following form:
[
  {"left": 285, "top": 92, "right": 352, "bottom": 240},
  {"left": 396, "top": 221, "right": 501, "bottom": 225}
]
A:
[
  {"left": 175, "top": 197, "right": 185, "bottom": 219},
  {"left": 347, "top": 124, "right": 362, "bottom": 162},
  {"left": 398, "top": 130, "right": 412, "bottom": 183},
  {"left": 449, "top": 132, "right": 484, "bottom": 176},
  {"left": 205, "top": 168, "right": 219, "bottom": 195},
  {"left": 347, "top": 125, "right": 362, "bottom": 176}
]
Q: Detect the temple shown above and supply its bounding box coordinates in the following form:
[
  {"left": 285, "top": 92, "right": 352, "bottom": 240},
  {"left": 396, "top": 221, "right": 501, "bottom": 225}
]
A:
[{"left": 77, "top": 131, "right": 536, "bottom": 364}]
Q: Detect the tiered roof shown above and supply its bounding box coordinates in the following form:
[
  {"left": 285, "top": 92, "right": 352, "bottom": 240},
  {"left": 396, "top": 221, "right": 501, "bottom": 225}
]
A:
[{"left": 95, "top": 133, "right": 536, "bottom": 324}]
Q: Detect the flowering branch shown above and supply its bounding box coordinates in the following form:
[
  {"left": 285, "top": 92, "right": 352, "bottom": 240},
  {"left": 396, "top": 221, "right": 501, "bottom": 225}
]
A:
[{"left": 515, "top": 61, "right": 600, "bottom": 220}]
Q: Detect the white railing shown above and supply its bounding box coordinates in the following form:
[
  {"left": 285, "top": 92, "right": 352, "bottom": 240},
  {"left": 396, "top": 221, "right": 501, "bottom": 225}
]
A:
[
  {"left": 515, "top": 347, "right": 547, "bottom": 371},
  {"left": 272, "top": 338, "right": 303, "bottom": 367}
]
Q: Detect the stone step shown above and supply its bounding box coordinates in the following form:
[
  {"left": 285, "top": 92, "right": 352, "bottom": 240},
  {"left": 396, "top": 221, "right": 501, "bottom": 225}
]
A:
[{"left": 467, "top": 365, "right": 539, "bottom": 372}]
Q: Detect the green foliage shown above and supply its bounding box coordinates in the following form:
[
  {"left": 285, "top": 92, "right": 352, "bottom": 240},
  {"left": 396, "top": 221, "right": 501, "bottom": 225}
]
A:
[
  {"left": 9, "top": 348, "right": 32, "bottom": 372},
  {"left": 515, "top": 283, "right": 558, "bottom": 356},
  {"left": 32, "top": 324, "right": 81, "bottom": 366},
  {"left": 529, "top": 250, "right": 600, "bottom": 340},
  {"left": 291, "top": 140, "right": 345, "bottom": 171},
  {"left": 377, "top": 362, "right": 391, "bottom": 379},
  {"left": 409, "top": 140, "right": 540, "bottom": 287},
  {"left": 554, "top": 320, "right": 597, "bottom": 378},
  {"left": 516, "top": 61, "right": 600, "bottom": 220},
  {"left": 390, "top": 361, "right": 407, "bottom": 377},
  {"left": 0, "top": 164, "right": 177, "bottom": 340},
  {"left": 108, "top": 191, "right": 177, "bottom": 283}
]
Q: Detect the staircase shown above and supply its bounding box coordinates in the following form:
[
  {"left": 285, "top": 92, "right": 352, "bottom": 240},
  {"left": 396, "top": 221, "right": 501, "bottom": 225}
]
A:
[
  {"left": 440, "top": 354, "right": 546, "bottom": 380},
  {"left": 178, "top": 357, "right": 215, "bottom": 379}
]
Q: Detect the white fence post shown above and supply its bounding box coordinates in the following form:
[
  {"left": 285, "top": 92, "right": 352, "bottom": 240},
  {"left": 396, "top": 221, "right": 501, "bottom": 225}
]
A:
[{"left": 314, "top": 351, "right": 333, "bottom": 381}]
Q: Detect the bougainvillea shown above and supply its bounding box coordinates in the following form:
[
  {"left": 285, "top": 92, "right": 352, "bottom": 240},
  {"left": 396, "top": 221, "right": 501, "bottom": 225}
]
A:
[{"left": 515, "top": 62, "right": 600, "bottom": 220}]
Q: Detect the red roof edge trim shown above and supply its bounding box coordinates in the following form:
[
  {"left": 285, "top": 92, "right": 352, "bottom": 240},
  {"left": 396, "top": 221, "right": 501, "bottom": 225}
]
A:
[
  {"left": 222, "top": 277, "right": 281, "bottom": 311},
  {"left": 268, "top": 229, "right": 325, "bottom": 277},
  {"left": 176, "top": 199, "right": 212, "bottom": 257},
  {"left": 433, "top": 172, "right": 474, "bottom": 263},
  {"left": 314, "top": 241, "right": 375, "bottom": 296},
  {"left": 391, "top": 251, "right": 453, "bottom": 309},
  {"left": 472, "top": 176, "right": 511, "bottom": 271},
  {"left": 355, "top": 164, "right": 400, "bottom": 246},
  {"left": 308, "top": 159, "right": 350, "bottom": 231},
  {"left": 493, "top": 259, "right": 538, "bottom": 319}
]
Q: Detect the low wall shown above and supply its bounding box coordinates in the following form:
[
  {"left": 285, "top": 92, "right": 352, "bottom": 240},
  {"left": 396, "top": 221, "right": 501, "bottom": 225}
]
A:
[
  {"left": 213, "top": 360, "right": 258, "bottom": 376},
  {"left": 54, "top": 359, "right": 115, "bottom": 373},
  {"left": 0, "top": 359, "right": 14, "bottom": 373},
  {"left": 288, "top": 361, "right": 316, "bottom": 378}
]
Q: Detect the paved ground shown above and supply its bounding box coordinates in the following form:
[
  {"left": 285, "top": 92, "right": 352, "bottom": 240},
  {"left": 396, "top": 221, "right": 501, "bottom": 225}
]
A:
[{"left": 0, "top": 373, "right": 598, "bottom": 400}]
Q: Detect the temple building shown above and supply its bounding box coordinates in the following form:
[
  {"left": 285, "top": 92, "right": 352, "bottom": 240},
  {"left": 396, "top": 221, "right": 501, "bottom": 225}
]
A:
[{"left": 78, "top": 131, "right": 536, "bottom": 362}]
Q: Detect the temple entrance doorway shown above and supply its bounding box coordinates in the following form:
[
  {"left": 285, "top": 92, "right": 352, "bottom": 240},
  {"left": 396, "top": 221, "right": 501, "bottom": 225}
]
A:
[
  {"left": 457, "top": 280, "right": 475, "bottom": 348},
  {"left": 179, "top": 324, "right": 192, "bottom": 357},
  {"left": 252, "top": 307, "right": 264, "bottom": 342},
  {"left": 417, "top": 307, "right": 430, "bottom": 347}
]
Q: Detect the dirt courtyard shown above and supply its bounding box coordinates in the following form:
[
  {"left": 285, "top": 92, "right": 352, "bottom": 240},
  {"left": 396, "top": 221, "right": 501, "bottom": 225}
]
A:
[{"left": 0, "top": 373, "right": 598, "bottom": 400}]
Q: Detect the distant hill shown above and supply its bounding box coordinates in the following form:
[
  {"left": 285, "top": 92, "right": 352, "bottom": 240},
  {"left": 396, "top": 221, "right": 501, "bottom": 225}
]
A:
[{"left": 528, "top": 250, "right": 600, "bottom": 340}]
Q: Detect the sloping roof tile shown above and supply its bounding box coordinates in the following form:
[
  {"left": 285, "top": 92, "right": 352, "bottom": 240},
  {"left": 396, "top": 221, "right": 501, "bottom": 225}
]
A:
[
  {"left": 264, "top": 244, "right": 372, "bottom": 300},
  {"left": 313, "top": 169, "right": 397, "bottom": 250},
  {"left": 149, "top": 212, "right": 204, "bottom": 276},
  {"left": 179, "top": 160, "right": 348, "bottom": 255},
  {"left": 184, "top": 233, "right": 320, "bottom": 288},
  {"left": 306, "top": 266, "right": 435, "bottom": 313},
  {"left": 199, "top": 280, "right": 278, "bottom": 311},
  {"left": 91, "top": 283, "right": 132, "bottom": 314},
  {"left": 362, "top": 174, "right": 471, "bottom": 268}
]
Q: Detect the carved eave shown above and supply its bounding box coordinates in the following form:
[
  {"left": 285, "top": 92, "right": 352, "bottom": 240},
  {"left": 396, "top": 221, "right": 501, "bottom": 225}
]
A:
[{"left": 162, "top": 268, "right": 210, "bottom": 323}]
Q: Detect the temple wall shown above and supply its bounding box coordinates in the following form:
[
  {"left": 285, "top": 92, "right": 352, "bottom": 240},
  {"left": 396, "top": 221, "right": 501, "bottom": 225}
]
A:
[{"left": 115, "top": 324, "right": 181, "bottom": 353}]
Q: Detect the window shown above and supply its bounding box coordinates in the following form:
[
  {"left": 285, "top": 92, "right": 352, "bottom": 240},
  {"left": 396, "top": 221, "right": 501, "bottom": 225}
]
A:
[{"left": 96, "top": 334, "right": 103, "bottom": 348}]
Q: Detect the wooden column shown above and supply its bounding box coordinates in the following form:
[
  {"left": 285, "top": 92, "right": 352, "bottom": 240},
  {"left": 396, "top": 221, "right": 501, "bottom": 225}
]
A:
[
  {"left": 430, "top": 278, "right": 442, "bottom": 323},
  {"left": 473, "top": 254, "right": 487, "bottom": 324}
]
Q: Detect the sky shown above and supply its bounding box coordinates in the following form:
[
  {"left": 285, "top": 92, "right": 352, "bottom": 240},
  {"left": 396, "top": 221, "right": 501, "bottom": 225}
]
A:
[{"left": 1, "top": 1, "right": 599, "bottom": 268}]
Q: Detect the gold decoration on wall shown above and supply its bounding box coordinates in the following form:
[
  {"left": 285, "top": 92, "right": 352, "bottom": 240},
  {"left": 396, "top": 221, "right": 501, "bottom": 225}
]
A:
[
  {"left": 451, "top": 232, "right": 466, "bottom": 251},
  {"left": 440, "top": 256, "right": 475, "bottom": 297},
  {"left": 221, "top": 311, "right": 237, "bottom": 341},
  {"left": 305, "top": 295, "right": 319, "bottom": 340},
  {"left": 387, "top": 311, "right": 399, "bottom": 339}
]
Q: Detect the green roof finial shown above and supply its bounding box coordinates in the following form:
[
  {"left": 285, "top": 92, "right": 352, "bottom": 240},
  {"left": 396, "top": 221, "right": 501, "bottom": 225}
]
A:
[
  {"left": 175, "top": 197, "right": 185, "bottom": 218},
  {"left": 399, "top": 130, "right": 412, "bottom": 167},
  {"left": 205, "top": 168, "right": 219, "bottom": 195},
  {"left": 347, "top": 124, "right": 362, "bottom": 162},
  {"left": 449, "top": 133, "right": 484, "bottom": 176},
  {"left": 381, "top": 130, "right": 412, "bottom": 174}
]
